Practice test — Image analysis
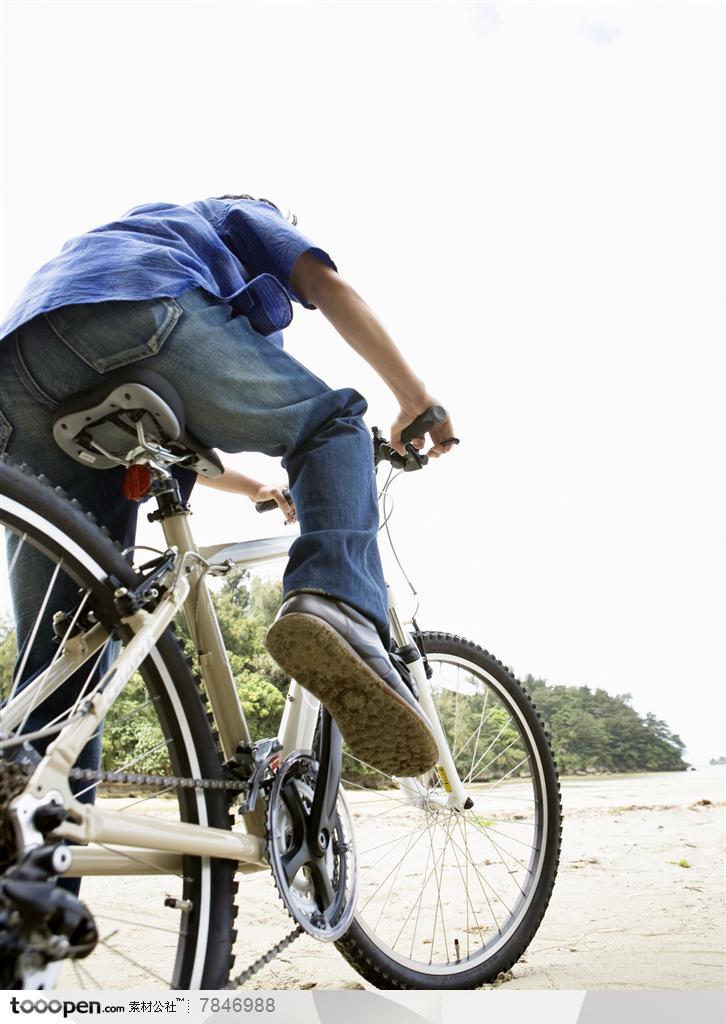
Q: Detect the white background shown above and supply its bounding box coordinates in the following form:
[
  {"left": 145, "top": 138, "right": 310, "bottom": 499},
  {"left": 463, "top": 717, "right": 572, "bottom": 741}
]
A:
[{"left": 1, "top": 1, "right": 724, "bottom": 764}]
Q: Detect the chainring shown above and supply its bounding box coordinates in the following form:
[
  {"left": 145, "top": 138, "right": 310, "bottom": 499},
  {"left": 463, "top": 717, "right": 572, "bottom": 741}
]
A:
[{"left": 265, "top": 752, "right": 357, "bottom": 942}]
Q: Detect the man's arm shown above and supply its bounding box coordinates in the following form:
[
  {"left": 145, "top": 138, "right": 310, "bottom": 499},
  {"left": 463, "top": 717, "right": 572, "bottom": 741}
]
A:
[
  {"left": 289, "top": 252, "right": 455, "bottom": 457},
  {"left": 199, "top": 466, "right": 296, "bottom": 523}
]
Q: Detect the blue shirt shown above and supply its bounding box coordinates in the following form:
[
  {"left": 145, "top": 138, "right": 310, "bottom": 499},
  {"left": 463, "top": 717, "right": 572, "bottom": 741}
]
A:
[{"left": 0, "top": 197, "right": 336, "bottom": 346}]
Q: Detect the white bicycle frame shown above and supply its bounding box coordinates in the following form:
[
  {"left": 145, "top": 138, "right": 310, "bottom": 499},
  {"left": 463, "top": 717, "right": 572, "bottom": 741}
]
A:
[{"left": 5, "top": 501, "right": 469, "bottom": 880}]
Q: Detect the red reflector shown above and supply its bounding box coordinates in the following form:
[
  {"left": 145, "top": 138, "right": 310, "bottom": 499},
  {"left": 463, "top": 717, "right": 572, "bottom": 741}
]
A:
[{"left": 123, "top": 464, "right": 153, "bottom": 501}]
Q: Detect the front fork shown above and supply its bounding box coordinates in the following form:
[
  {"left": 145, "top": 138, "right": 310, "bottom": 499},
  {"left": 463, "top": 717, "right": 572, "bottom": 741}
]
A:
[
  {"left": 400, "top": 654, "right": 471, "bottom": 810},
  {"left": 388, "top": 586, "right": 471, "bottom": 809}
]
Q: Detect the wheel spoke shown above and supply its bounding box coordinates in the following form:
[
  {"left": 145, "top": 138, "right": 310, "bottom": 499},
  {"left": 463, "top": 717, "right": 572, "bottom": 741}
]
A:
[
  {"left": 73, "top": 956, "right": 101, "bottom": 989},
  {"left": 464, "top": 812, "right": 538, "bottom": 851},
  {"left": 460, "top": 813, "right": 532, "bottom": 886},
  {"left": 427, "top": 810, "right": 453, "bottom": 963},
  {"left": 14, "top": 590, "right": 92, "bottom": 736},
  {"left": 94, "top": 914, "right": 182, "bottom": 936},
  {"left": 7, "top": 559, "right": 63, "bottom": 705},
  {"left": 95, "top": 842, "right": 187, "bottom": 880},
  {"left": 475, "top": 758, "right": 533, "bottom": 794},
  {"left": 466, "top": 685, "right": 490, "bottom": 775},
  {"left": 70, "top": 959, "right": 86, "bottom": 990},
  {"left": 6, "top": 531, "right": 27, "bottom": 578},
  {"left": 343, "top": 751, "right": 401, "bottom": 785},
  {"left": 341, "top": 777, "right": 411, "bottom": 806},
  {"left": 406, "top": 831, "right": 434, "bottom": 957},
  {"left": 38, "top": 637, "right": 113, "bottom": 736},
  {"left": 429, "top": 810, "right": 513, "bottom": 922},
  {"left": 448, "top": 815, "right": 487, "bottom": 955},
  {"left": 371, "top": 816, "right": 423, "bottom": 932},
  {"left": 351, "top": 798, "right": 422, "bottom": 826},
  {"left": 106, "top": 696, "right": 160, "bottom": 732},
  {"left": 463, "top": 719, "right": 512, "bottom": 784},
  {"left": 359, "top": 824, "right": 430, "bottom": 916},
  {"left": 121, "top": 784, "right": 179, "bottom": 810},
  {"left": 384, "top": 808, "right": 456, "bottom": 955},
  {"left": 467, "top": 740, "right": 525, "bottom": 784},
  {"left": 450, "top": 699, "right": 497, "bottom": 766},
  {"left": 0, "top": 713, "right": 85, "bottom": 750},
  {"left": 97, "top": 938, "right": 171, "bottom": 985},
  {"left": 358, "top": 824, "right": 430, "bottom": 858},
  {"left": 458, "top": 816, "right": 501, "bottom": 937}
]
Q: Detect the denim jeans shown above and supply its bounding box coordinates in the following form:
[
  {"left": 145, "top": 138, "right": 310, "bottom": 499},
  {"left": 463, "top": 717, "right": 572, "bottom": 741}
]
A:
[{"left": 0, "top": 286, "right": 390, "bottom": 767}]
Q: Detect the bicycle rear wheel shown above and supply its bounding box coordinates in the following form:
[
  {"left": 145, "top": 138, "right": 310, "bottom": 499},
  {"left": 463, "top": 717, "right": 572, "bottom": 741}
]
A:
[
  {"left": 0, "top": 458, "right": 237, "bottom": 989},
  {"left": 336, "top": 632, "right": 561, "bottom": 988}
]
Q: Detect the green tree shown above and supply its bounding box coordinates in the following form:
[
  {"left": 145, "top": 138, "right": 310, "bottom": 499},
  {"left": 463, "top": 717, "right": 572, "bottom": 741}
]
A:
[
  {"left": 0, "top": 616, "right": 17, "bottom": 702},
  {"left": 523, "top": 675, "right": 688, "bottom": 773},
  {"left": 177, "top": 568, "right": 288, "bottom": 740},
  {"left": 103, "top": 671, "right": 170, "bottom": 775}
]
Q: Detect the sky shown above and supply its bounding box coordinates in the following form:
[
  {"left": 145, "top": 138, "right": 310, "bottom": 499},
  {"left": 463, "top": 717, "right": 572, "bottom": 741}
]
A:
[{"left": 1, "top": 1, "right": 723, "bottom": 764}]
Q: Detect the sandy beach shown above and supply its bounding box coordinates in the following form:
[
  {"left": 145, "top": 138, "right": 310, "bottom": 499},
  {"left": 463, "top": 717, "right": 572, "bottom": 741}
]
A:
[
  {"left": 57, "top": 767, "right": 725, "bottom": 991},
  {"left": 233, "top": 767, "right": 726, "bottom": 991}
]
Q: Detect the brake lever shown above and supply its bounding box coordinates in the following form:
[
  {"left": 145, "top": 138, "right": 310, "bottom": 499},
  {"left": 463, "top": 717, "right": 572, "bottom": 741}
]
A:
[
  {"left": 372, "top": 428, "right": 403, "bottom": 469},
  {"left": 402, "top": 443, "right": 428, "bottom": 471}
]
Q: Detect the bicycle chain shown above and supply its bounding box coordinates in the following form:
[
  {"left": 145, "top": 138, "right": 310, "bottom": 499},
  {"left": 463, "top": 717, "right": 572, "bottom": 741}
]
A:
[
  {"left": 67, "top": 765, "right": 304, "bottom": 985},
  {"left": 68, "top": 766, "right": 249, "bottom": 792},
  {"left": 226, "top": 924, "right": 304, "bottom": 988}
]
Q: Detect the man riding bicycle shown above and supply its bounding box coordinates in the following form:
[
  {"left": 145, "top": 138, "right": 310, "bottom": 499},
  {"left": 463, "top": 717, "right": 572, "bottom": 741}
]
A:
[{"left": 0, "top": 194, "right": 457, "bottom": 780}]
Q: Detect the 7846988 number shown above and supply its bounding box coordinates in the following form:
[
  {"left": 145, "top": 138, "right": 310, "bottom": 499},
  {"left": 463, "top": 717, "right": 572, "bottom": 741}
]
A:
[{"left": 199, "top": 997, "right": 276, "bottom": 1013}]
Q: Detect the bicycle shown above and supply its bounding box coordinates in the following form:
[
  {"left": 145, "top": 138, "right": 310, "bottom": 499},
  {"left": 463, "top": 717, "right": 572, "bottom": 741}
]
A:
[{"left": 0, "top": 367, "right": 561, "bottom": 990}]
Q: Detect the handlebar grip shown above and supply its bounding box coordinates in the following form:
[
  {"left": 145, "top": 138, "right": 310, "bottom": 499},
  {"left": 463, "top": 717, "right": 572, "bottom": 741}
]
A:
[
  {"left": 400, "top": 405, "right": 448, "bottom": 444},
  {"left": 255, "top": 488, "right": 292, "bottom": 514}
]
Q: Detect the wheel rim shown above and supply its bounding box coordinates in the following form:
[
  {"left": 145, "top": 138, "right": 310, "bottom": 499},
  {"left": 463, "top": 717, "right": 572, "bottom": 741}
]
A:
[{"left": 343, "top": 648, "right": 550, "bottom": 975}]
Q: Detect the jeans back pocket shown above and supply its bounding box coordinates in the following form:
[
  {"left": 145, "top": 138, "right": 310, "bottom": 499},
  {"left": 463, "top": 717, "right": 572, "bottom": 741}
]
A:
[{"left": 43, "top": 296, "right": 182, "bottom": 374}]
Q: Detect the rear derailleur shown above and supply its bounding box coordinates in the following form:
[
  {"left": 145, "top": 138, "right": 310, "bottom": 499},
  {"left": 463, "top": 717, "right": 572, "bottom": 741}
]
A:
[{"left": 0, "top": 756, "right": 96, "bottom": 988}]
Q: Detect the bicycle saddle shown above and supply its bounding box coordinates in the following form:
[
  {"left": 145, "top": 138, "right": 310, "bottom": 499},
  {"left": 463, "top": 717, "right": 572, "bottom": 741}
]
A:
[{"left": 52, "top": 367, "right": 224, "bottom": 478}]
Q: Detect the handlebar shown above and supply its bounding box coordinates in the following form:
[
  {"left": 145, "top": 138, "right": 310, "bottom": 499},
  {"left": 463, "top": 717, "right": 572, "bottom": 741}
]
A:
[
  {"left": 255, "top": 405, "right": 459, "bottom": 512},
  {"left": 373, "top": 404, "right": 459, "bottom": 472},
  {"left": 399, "top": 405, "right": 448, "bottom": 444}
]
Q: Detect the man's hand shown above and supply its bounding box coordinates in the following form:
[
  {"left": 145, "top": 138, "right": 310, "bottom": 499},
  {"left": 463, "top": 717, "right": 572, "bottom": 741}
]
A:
[
  {"left": 390, "top": 399, "right": 457, "bottom": 459},
  {"left": 250, "top": 482, "right": 297, "bottom": 524}
]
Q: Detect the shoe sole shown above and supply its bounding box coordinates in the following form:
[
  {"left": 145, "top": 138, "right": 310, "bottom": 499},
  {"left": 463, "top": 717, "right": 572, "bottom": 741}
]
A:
[{"left": 266, "top": 612, "right": 439, "bottom": 777}]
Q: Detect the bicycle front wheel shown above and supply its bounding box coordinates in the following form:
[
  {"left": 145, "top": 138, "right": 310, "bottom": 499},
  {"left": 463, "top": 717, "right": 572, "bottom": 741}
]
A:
[
  {"left": 0, "top": 458, "right": 237, "bottom": 989},
  {"left": 336, "top": 632, "right": 562, "bottom": 989}
]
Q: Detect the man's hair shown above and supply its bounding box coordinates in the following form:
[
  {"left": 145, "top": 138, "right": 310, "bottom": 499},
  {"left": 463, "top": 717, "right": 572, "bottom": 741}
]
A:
[{"left": 215, "top": 194, "right": 297, "bottom": 226}]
